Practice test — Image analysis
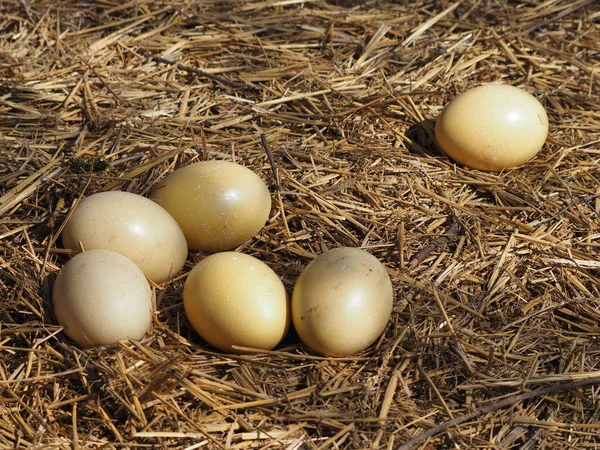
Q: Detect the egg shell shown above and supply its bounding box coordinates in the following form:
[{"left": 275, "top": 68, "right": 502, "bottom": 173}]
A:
[
  {"left": 291, "top": 247, "right": 394, "bottom": 357},
  {"left": 53, "top": 249, "right": 153, "bottom": 348},
  {"left": 61, "top": 191, "right": 188, "bottom": 283},
  {"left": 149, "top": 161, "right": 272, "bottom": 252},
  {"left": 183, "top": 252, "right": 289, "bottom": 352},
  {"left": 435, "top": 84, "right": 549, "bottom": 171}
]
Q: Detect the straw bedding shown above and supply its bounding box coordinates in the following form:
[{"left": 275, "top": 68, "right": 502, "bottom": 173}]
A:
[{"left": 1, "top": 0, "right": 599, "bottom": 448}]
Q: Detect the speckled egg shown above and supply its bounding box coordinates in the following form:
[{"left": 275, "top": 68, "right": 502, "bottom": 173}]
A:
[{"left": 150, "top": 161, "right": 272, "bottom": 252}]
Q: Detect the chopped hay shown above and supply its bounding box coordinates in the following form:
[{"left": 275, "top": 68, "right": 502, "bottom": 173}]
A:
[{"left": 1, "top": 0, "right": 600, "bottom": 448}]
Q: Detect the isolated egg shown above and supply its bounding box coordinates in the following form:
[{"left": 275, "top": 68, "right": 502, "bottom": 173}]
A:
[
  {"left": 62, "top": 191, "right": 188, "bottom": 283},
  {"left": 435, "top": 84, "right": 549, "bottom": 171},
  {"left": 183, "top": 252, "right": 289, "bottom": 352},
  {"left": 53, "top": 249, "right": 153, "bottom": 348},
  {"left": 149, "top": 161, "right": 272, "bottom": 252},
  {"left": 292, "top": 247, "right": 394, "bottom": 357}
]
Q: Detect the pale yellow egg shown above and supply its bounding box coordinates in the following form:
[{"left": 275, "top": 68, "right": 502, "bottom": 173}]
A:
[
  {"left": 183, "top": 252, "right": 289, "bottom": 352},
  {"left": 150, "top": 161, "right": 272, "bottom": 252},
  {"left": 292, "top": 247, "right": 394, "bottom": 357},
  {"left": 435, "top": 84, "right": 549, "bottom": 171},
  {"left": 53, "top": 249, "right": 153, "bottom": 348},
  {"left": 62, "top": 191, "right": 188, "bottom": 283}
]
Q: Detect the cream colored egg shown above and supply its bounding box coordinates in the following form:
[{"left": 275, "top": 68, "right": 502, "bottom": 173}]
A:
[
  {"left": 62, "top": 191, "right": 188, "bottom": 283},
  {"left": 53, "top": 249, "right": 153, "bottom": 348},
  {"left": 183, "top": 252, "right": 289, "bottom": 352},
  {"left": 149, "top": 161, "right": 272, "bottom": 252},
  {"left": 435, "top": 84, "right": 549, "bottom": 171},
  {"left": 292, "top": 247, "right": 393, "bottom": 357}
]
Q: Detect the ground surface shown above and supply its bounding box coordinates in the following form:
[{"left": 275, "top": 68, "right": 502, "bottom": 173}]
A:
[{"left": 1, "top": 0, "right": 600, "bottom": 449}]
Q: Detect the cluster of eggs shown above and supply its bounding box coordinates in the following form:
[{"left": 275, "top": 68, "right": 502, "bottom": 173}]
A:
[
  {"left": 53, "top": 82, "right": 549, "bottom": 356},
  {"left": 54, "top": 161, "right": 393, "bottom": 356}
]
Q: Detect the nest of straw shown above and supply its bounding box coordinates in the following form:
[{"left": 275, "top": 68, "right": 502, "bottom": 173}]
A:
[{"left": 1, "top": 0, "right": 600, "bottom": 448}]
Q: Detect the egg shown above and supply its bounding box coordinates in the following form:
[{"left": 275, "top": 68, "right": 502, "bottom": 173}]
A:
[
  {"left": 149, "top": 161, "right": 272, "bottom": 252},
  {"left": 53, "top": 249, "right": 153, "bottom": 348},
  {"left": 434, "top": 84, "right": 549, "bottom": 171},
  {"left": 183, "top": 252, "right": 289, "bottom": 352},
  {"left": 62, "top": 191, "right": 188, "bottom": 283},
  {"left": 291, "top": 247, "right": 394, "bottom": 357}
]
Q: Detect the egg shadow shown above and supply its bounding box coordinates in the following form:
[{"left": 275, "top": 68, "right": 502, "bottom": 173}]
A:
[
  {"left": 176, "top": 320, "right": 302, "bottom": 354},
  {"left": 405, "top": 118, "right": 445, "bottom": 159},
  {"left": 278, "top": 320, "right": 301, "bottom": 348},
  {"left": 39, "top": 272, "right": 58, "bottom": 322},
  {"left": 166, "top": 287, "right": 302, "bottom": 354},
  {"left": 325, "top": 0, "right": 368, "bottom": 7},
  {"left": 38, "top": 271, "right": 76, "bottom": 349}
]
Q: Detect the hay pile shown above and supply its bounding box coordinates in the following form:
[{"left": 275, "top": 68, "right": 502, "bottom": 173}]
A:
[{"left": 1, "top": 0, "right": 600, "bottom": 448}]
